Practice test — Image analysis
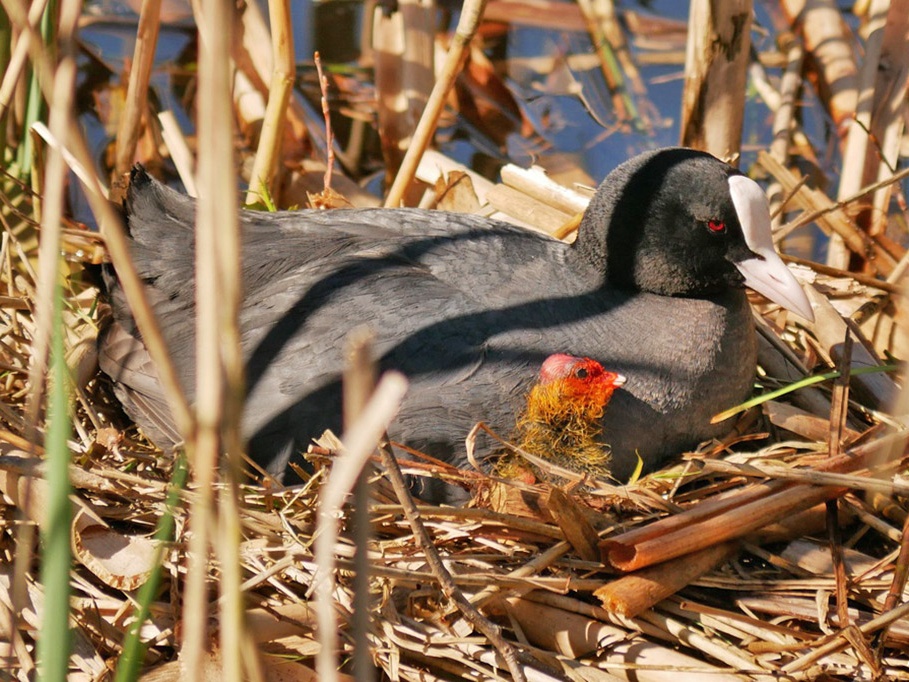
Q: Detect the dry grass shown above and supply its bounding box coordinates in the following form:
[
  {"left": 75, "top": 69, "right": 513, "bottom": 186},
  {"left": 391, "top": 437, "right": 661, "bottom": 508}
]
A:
[
  {"left": 1, "top": 1, "right": 909, "bottom": 681},
  {"left": 3, "top": 158, "right": 908, "bottom": 681}
]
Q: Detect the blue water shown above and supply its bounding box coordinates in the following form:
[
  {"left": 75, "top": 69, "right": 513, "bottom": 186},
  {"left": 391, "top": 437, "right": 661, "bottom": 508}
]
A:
[{"left": 75, "top": 0, "right": 840, "bottom": 209}]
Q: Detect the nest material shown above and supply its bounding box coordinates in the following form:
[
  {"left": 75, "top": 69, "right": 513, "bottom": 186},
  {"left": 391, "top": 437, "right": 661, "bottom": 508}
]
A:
[{"left": 2, "top": 173, "right": 909, "bottom": 681}]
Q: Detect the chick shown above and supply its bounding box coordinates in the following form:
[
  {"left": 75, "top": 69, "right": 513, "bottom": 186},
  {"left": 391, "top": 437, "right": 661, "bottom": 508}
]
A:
[{"left": 498, "top": 354, "right": 626, "bottom": 483}]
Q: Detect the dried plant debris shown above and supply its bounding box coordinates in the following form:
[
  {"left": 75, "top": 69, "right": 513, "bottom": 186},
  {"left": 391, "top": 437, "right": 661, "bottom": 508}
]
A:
[
  {"left": 0, "top": 160, "right": 907, "bottom": 681},
  {"left": 4, "top": 1, "right": 909, "bottom": 677}
]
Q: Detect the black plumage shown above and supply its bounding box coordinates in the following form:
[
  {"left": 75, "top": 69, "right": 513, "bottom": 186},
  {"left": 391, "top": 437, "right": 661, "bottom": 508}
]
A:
[{"left": 99, "top": 148, "right": 812, "bottom": 502}]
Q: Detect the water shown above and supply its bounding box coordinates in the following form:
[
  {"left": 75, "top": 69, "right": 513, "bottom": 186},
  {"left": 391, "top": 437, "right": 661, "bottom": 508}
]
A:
[{"left": 75, "top": 0, "right": 841, "bottom": 212}]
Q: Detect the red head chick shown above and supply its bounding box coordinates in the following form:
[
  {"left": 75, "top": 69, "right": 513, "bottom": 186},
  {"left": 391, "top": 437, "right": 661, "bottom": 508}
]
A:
[{"left": 510, "top": 354, "right": 626, "bottom": 481}]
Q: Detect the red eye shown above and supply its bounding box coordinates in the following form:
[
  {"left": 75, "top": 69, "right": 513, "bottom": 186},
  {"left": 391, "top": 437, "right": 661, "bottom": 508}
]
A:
[{"left": 707, "top": 219, "right": 726, "bottom": 233}]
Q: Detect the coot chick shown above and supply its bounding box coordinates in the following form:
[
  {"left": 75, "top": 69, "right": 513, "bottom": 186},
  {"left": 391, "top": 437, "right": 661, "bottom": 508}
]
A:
[
  {"left": 497, "top": 353, "right": 626, "bottom": 483},
  {"left": 99, "top": 148, "right": 813, "bottom": 503}
]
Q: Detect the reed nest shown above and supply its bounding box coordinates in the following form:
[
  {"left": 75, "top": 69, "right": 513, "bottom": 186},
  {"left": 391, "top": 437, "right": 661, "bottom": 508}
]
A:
[{"left": 1, "top": 161, "right": 907, "bottom": 681}]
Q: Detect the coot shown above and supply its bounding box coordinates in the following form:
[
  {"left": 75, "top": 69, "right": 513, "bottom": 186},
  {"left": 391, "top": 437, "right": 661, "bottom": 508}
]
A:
[{"left": 99, "top": 148, "right": 813, "bottom": 502}]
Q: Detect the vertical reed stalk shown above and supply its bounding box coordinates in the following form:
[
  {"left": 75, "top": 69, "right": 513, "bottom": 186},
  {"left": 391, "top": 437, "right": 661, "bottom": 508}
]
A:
[
  {"left": 35, "top": 0, "right": 80, "bottom": 677},
  {"left": 0, "top": 8, "right": 11, "bottom": 160},
  {"left": 37, "top": 278, "right": 71, "bottom": 682},
  {"left": 383, "top": 0, "right": 487, "bottom": 207},
  {"left": 114, "top": 455, "right": 189, "bottom": 682},
  {"left": 679, "top": 0, "right": 752, "bottom": 160},
  {"left": 244, "top": 0, "right": 294, "bottom": 206},
  {"left": 113, "top": 0, "right": 162, "bottom": 177},
  {"left": 185, "top": 0, "right": 248, "bottom": 679},
  {"left": 343, "top": 330, "right": 378, "bottom": 682},
  {"left": 15, "top": 0, "right": 53, "bottom": 175}
]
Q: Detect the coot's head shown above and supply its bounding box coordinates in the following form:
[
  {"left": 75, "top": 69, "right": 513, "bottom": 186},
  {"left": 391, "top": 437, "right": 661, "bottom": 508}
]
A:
[{"left": 574, "top": 148, "right": 813, "bottom": 320}]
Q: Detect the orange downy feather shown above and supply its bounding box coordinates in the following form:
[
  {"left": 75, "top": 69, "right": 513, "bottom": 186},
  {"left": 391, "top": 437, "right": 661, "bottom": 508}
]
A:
[{"left": 497, "top": 355, "right": 624, "bottom": 482}]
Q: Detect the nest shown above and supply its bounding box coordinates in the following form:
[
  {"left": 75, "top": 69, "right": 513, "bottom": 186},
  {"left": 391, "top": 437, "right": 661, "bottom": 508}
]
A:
[{"left": 1, "top": 159, "right": 908, "bottom": 682}]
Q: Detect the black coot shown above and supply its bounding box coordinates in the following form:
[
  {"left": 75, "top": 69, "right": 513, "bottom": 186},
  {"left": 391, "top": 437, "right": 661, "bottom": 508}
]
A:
[{"left": 99, "top": 148, "right": 813, "bottom": 502}]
